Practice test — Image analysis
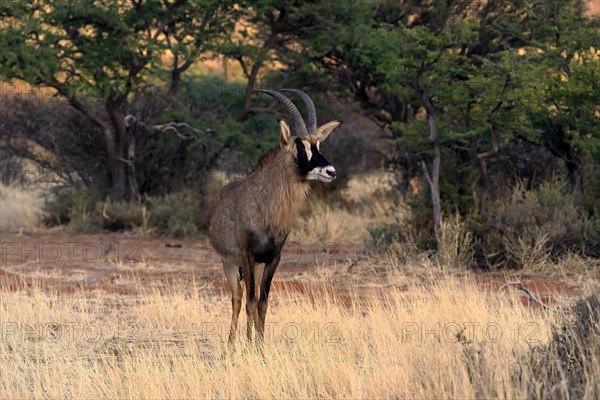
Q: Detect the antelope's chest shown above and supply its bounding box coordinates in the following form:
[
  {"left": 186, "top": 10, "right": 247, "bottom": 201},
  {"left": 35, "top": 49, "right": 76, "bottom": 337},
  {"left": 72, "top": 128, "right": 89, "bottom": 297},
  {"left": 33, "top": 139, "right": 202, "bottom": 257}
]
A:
[{"left": 246, "top": 231, "right": 288, "bottom": 265}]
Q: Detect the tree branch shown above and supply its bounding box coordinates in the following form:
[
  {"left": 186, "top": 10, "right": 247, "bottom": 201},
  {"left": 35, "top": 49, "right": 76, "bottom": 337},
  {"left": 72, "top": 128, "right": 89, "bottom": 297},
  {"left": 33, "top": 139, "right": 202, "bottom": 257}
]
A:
[
  {"left": 47, "top": 78, "right": 112, "bottom": 139},
  {"left": 235, "top": 54, "right": 251, "bottom": 78},
  {"left": 124, "top": 115, "right": 213, "bottom": 140},
  {"left": 420, "top": 161, "right": 433, "bottom": 186}
]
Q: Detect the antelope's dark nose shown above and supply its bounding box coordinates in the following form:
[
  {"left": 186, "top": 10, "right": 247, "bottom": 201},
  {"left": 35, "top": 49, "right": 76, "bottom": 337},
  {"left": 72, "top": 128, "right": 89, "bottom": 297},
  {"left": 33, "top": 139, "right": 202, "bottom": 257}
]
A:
[{"left": 326, "top": 169, "right": 336, "bottom": 178}]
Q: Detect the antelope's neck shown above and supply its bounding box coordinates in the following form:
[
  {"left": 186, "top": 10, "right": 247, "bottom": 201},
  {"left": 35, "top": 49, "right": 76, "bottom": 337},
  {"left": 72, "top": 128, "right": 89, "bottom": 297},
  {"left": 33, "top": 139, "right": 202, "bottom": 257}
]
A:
[{"left": 252, "top": 150, "right": 310, "bottom": 235}]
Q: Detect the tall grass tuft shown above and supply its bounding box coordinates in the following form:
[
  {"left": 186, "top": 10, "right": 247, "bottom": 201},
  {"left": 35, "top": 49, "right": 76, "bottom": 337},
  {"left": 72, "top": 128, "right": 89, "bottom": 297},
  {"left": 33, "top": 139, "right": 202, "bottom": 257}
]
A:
[{"left": 0, "top": 183, "right": 43, "bottom": 231}]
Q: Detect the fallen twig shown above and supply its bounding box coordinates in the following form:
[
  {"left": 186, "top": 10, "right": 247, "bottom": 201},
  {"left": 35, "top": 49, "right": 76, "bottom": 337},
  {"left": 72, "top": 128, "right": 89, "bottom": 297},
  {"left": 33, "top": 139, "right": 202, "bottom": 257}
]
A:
[{"left": 498, "top": 281, "right": 552, "bottom": 310}]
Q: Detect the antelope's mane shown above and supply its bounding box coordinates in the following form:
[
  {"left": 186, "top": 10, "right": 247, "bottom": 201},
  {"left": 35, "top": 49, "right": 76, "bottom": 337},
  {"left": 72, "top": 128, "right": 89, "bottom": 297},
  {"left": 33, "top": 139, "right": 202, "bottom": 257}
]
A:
[{"left": 251, "top": 146, "right": 283, "bottom": 174}]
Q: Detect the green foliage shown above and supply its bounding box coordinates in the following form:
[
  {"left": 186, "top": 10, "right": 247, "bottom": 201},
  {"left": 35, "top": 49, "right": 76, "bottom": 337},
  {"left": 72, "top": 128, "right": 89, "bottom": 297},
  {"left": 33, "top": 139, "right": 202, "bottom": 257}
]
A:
[
  {"left": 0, "top": 0, "right": 236, "bottom": 201},
  {"left": 505, "top": 7, "right": 600, "bottom": 197},
  {"left": 292, "top": 0, "right": 600, "bottom": 249},
  {"left": 0, "top": 0, "right": 232, "bottom": 101},
  {"left": 137, "top": 74, "right": 280, "bottom": 195}
]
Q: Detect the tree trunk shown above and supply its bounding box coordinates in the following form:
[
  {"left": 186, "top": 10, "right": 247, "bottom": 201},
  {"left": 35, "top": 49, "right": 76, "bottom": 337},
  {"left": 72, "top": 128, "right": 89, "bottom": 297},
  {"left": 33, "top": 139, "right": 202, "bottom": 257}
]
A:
[
  {"left": 543, "top": 124, "right": 584, "bottom": 201},
  {"left": 565, "top": 159, "right": 583, "bottom": 200},
  {"left": 167, "top": 137, "right": 188, "bottom": 193},
  {"left": 418, "top": 81, "right": 443, "bottom": 246},
  {"left": 475, "top": 109, "right": 501, "bottom": 213},
  {"left": 105, "top": 103, "right": 139, "bottom": 202},
  {"left": 420, "top": 116, "right": 442, "bottom": 245},
  {"left": 427, "top": 113, "right": 442, "bottom": 243},
  {"left": 101, "top": 125, "right": 125, "bottom": 202},
  {"left": 431, "top": 140, "right": 442, "bottom": 242},
  {"left": 234, "top": 62, "right": 262, "bottom": 121}
]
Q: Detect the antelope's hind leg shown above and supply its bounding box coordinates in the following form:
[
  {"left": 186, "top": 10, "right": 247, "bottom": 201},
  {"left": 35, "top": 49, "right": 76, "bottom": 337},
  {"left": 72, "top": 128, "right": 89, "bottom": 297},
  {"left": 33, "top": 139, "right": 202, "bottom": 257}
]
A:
[
  {"left": 223, "top": 256, "right": 243, "bottom": 346},
  {"left": 253, "top": 263, "right": 264, "bottom": 340},
  {"left": 240, "top": 253, "right": 258, "bottom": 341}
]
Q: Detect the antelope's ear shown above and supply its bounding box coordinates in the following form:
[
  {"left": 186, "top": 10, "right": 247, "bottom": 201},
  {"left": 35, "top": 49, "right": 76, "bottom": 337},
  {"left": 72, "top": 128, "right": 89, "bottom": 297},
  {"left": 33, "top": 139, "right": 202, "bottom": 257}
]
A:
[
  {"left": 279, "top": 119, "right": 293, "bottom": 148},
  {"left": 315, "top": 120, "right": 342, "bottom": 142}
]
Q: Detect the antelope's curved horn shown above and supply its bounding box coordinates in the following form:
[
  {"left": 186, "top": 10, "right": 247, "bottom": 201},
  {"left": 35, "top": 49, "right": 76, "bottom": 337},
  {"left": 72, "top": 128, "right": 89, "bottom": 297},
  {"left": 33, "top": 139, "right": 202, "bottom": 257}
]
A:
[
  {"left": 255, "top": 89, "right": 308, "bottom": 137},
  {"left": 281, "top": 89, "right": 317, "bottom": 135}
]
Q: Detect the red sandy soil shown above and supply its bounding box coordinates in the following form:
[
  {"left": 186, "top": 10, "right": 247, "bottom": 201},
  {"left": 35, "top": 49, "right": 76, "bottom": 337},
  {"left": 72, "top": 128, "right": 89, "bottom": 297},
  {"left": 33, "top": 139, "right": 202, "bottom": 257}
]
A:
[
  {"left": 0, "top": 232, "right": 591, "bottom": 308},
  {"left": 0, "top": 232, "right": 360, "bottom": 294}
]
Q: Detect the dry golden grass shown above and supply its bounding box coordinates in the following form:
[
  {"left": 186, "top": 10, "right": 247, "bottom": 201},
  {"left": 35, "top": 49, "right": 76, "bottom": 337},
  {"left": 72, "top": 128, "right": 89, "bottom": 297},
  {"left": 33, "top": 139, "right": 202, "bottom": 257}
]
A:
[
  {"left": 3, "top": 272, "right": 595, "bottom": 399},
  {"left": 289, "top": 200, "right": 370, "bottom": 244},
  {"left": 0, "top": 183, "right": 44, "bottom": 231},
  {"left": 290, "top": 172, "right": 409, "bottom": 244}
]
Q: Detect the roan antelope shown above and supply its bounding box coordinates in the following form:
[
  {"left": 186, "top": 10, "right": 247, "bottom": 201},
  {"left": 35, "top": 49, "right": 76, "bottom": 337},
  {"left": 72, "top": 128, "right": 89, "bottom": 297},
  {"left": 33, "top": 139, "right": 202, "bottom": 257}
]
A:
[{"left": 209, "top": 89, "right": 342, "bottom": 345}]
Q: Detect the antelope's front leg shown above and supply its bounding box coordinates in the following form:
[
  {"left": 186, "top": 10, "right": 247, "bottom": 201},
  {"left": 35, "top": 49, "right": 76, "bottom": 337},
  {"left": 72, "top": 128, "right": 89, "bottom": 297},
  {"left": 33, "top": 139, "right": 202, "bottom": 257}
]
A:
[
  {"left": 241, "top": 253, "right": 257, "bottom": 341},
  {"left": 257, "top": 253, "right": 281, "bottom": 340}
]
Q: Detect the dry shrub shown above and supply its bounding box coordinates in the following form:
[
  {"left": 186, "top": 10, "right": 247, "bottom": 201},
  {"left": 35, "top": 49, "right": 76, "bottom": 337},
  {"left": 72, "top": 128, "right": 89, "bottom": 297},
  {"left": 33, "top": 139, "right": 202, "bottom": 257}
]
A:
[
  {"left": 339, "top": 171, "right": 396, "bottom": 205},
  {"left": 366, "top": 216, "right": 474, "bottom": 271},
  {"left": 366, "top": 239, "right": 425, "bottom": 271},
  {"left": 0, "top": 183, "right": 43, "bottom": 231},
  {"left": 547, "top": 252, "right": 600, "bottom": 276},
  {"left": 42, "top": 187, "right": 200, "bottom": 236},
  {"left": 56, "top": 196, "right": 147, "bottom": 234},
  {"left": 528, "top": 292, "right": 600, "bottom": 398},
  {"left": 94, "top": 200, "right": 147, "bottom": 232},
  {"left": 469, "top": 181, "right": 589, "bottom": 268},
  {"left": 42, "top": 186, "right": 105, "bottom": 230},
  {"left": 438, "top": 214, "right": 474, "bottom": 268},
  {"left": 503, "top": 229, "right": 550, "bottom": 270}
]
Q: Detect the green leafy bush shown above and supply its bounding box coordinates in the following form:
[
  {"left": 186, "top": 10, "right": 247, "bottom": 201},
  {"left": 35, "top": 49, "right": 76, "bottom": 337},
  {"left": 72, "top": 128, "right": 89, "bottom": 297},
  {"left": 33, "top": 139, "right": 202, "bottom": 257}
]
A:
[{"left": 146, "top": 190, "right": 201, "bottom": 237}]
